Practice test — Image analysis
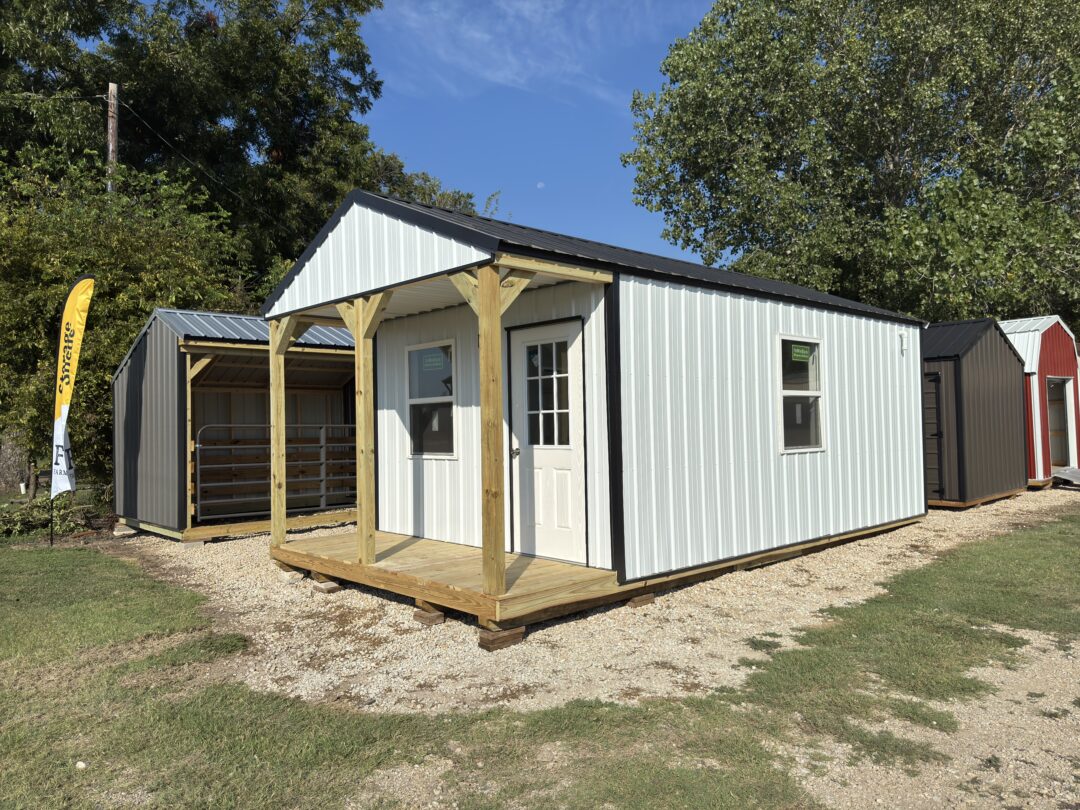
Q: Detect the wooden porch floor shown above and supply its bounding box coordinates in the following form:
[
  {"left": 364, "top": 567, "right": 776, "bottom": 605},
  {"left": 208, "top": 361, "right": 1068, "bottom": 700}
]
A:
[
  {"left": 270, "top": 531, "right": 628, "bottom": 626},
  {"left": 270, "top": 515, "right": 924, "bottom": 629}
]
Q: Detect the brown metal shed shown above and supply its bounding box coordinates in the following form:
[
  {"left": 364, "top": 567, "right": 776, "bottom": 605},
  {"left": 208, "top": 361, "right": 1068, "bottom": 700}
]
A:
[
  {"left": 921, "top": 319, "right": 1028, "bottom": 507},
  {"left": 113, "top": 309, "right": 358, "bottom": 542}
]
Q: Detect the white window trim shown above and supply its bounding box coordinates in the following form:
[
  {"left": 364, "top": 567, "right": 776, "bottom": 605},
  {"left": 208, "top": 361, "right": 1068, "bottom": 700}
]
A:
[
  {"left": 406, "top": 338, "right": 457, "bottom": 460},
  {"left": 777, "top": 333, "right": 826, "bottom": 455}
]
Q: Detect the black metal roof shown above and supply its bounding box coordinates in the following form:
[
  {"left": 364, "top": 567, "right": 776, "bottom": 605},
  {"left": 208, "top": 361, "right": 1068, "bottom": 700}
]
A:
[
  {"left": 262, "top": 190, "right": 923, "bottom": 325},
  {"left": 922, "top": 318, "right": 1025, "bottom": 365}
]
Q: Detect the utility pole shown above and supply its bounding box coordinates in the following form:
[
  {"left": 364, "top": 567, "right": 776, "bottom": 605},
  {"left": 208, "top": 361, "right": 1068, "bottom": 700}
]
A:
[{"left": 106, "top": 82, "right": 118, "bottom": 192}]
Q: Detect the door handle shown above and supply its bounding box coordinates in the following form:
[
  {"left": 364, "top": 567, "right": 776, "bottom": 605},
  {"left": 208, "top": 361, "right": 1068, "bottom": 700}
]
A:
[{"left": 510, "top": 447, "right": 521, "bottom": 458}]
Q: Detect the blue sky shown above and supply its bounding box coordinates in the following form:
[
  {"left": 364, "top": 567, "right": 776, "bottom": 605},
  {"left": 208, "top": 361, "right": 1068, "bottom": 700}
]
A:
[{"left": 362, "top": 0, "right": 713, "bottom": 264}]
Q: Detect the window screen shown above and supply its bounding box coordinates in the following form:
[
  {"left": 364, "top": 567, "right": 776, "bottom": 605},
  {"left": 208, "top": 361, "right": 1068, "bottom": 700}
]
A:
[
  {"left": 408, "top": 343, "right": 454, "bottom": 454},
  {"left": 780, "top": 339, "right": 822, "bottom": 450}
]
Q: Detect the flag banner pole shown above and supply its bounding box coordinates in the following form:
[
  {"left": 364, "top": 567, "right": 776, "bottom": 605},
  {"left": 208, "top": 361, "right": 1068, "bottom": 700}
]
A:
[{"left": 50, "top": 276, "right": 95, "bottom": 522}]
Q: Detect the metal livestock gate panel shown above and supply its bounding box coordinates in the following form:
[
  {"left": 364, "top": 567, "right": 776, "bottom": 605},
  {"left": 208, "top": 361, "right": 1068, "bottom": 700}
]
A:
[
  {"left": 617, "top": 275, "right": 925, "bottom": 581},
  {"left": 375, "top": 282, "right": 612, "bottom": 569},
  {"left": 112, "top": 316, "right": 185, "bottom": 531}
]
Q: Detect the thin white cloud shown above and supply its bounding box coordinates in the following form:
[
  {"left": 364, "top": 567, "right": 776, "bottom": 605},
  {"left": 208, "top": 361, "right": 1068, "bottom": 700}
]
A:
[
  {"left": 536, "top": 181, "right": 545, "bottom": 189},
  {"left": 369, "top": 0, "right": 705, "bottom": 108}
]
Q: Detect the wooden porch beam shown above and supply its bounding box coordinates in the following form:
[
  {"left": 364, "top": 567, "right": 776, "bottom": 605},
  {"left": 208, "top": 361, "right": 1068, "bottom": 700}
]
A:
[
  {"left": 361, "top": 290, "right": 394, "bottom": 339},
  {"left": 478, "top": 264, "right": 506, "bottom": 596},
  {"left": 449, "top": 270, "right": 480, "bottom": 315},
  {"left": 187, "top": 355, "right": 215, "bottom": 381},
  {"left": 493, "top": 252, "right": 613, "bottom": 284},
  {"left": 270, "top": 314, "right": 310, "bottom": 356},
  {"left": 499, "top": 269, "right": 534, "bottom": 314}
]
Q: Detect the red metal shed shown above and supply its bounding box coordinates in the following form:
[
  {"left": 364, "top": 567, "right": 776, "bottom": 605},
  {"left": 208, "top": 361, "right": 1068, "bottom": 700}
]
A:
[{"left": 1000, "top": 316, "right": 1080, "bottom": 483}]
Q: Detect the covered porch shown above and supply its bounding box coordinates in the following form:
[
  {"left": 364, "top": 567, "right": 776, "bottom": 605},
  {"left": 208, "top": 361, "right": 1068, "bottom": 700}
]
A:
[{"left": 265, "top": 243, "right": 615, "bottom": 647}]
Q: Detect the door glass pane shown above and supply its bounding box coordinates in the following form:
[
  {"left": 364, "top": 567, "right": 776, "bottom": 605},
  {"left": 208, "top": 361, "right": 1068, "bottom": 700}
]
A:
[
  {"left": 540, "top": 343, "right": 554, "bottom": 375},
  {"left": 541, "top": 378, "right": 553, "bottom": 410},
  {"left": 523, "top": 339, "right": 572, "bottom": 448},
  {"left": 555, "top": 340, "right": 568, "bottom": 373},
  {"left": 781, "top": 340, "right": 819, "bottom": 391},
  {"left": 557, "top": 412, "right": 569, "bottom": 445}
]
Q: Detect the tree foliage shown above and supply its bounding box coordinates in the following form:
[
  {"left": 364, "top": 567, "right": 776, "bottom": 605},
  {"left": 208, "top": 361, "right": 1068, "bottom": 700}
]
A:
[
  {"left": 0, "top": 154, "right": 245, "bottom": 481},
  {"left": 624, "top": 0, "right": 1080, "bottom": 326},
  {"left": 0, "top": 1, "right": 481, "bottom": 484},
  {"left": 1, "top": 0, "right": 479, "bottom": 289}
]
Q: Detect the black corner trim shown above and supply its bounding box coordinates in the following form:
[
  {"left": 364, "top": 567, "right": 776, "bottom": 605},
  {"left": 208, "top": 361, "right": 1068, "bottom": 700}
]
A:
[{"left": 604, "top": 277, "right": 626, "bottom": 582}]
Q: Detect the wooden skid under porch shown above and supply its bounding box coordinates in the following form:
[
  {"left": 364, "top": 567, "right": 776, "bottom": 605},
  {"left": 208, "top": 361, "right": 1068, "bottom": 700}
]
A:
[{"left": 270, "top": 516, "right": 921, "bottom": 628}]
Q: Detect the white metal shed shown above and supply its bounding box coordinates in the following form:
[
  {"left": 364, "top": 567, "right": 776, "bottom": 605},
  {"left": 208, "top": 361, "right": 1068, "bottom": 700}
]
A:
[{"left": 259, "top": 191, "right": 926, "bottom": 644}]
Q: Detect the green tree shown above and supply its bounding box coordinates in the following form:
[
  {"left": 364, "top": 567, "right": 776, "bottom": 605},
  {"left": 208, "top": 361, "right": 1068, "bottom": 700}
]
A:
[
  {"left": 624, "top": 0, "right": 1080, "bottom": 327},
  {"left": 0, "top": 153, "right": 245, "bottom": 487},
  {"left": 2, "top": 0, "right": 478, "bottom": 292}
]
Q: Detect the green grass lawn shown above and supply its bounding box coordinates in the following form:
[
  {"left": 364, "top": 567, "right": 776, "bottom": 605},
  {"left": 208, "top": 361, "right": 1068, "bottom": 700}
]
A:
[{"left": 1, "top": 511, "right": 1077, "bottom": 809}]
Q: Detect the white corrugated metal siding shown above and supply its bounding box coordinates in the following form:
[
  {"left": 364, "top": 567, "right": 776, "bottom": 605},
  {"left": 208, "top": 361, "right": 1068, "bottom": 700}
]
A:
[
  {"left": 618, "top": 276, "right": 924, "bottom": 580},
  {"left": 375, "top": 282, "right": 611, "bottom": 568},
  {"left": 265, "top": 204, "right": 491, "bottom": 318}
]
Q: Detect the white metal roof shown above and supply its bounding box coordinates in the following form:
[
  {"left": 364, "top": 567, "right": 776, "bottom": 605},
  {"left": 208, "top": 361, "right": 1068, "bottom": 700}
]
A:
[{"left": 998, "top": 315, "right": 1076, "bottom": 373}]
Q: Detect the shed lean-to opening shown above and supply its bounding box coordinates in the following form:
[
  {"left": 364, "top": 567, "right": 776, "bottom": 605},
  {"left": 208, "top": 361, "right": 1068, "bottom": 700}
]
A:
[
  {"left": 113, "top": 309, "right": 357, "bottom": 542},
  {"left": 259, "top": 190, "right": 926, "bottom": 648}
]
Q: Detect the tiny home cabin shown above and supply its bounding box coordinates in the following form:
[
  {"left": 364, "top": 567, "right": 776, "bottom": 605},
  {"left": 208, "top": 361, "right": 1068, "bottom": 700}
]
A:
[
  {"left": 921, "top": 319, "right": 1027, "bottom": 507},
  {"left": 261, "top": 192, "right": 927, "bottom": 646},
  {"left": 113, "top": 309, "right": 357, "bottom": 542},
  {"left": 999, "top": 316, "right": 1080, "bottom": 484}
]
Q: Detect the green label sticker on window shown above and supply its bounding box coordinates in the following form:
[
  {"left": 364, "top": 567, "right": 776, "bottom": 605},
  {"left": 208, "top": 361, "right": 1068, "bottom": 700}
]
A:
[
  {"left": 790, "top": 343, "right": 812, "bottom": 363},
  {"left": 422, "top": 353, "right": 445, "bottom": 371}
]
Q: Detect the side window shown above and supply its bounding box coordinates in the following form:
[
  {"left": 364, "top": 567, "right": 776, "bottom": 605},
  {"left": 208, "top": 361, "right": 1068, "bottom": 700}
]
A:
[
  {"left": 780, "top": 338, "right": 822, "bottom": 451},
  {"left": 407, "top": 343, "right": 454, "bottom": 455}
]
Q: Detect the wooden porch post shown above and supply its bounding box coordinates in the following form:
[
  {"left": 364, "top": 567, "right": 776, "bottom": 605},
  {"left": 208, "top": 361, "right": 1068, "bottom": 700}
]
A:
[
  {"left": 268, "top": 319, "right": 289, "bottom": 548},
  {"left": 336, "top": 292, "right": 392, "bottom": 566},
  {"left": 478, "top": 265, "right": 506, "bottom": 596}
]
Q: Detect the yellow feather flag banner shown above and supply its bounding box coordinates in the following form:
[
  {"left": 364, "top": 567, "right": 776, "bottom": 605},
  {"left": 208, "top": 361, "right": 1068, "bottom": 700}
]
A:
[{"left": 51, "top": 275, "right": 95, "bottom": 499}]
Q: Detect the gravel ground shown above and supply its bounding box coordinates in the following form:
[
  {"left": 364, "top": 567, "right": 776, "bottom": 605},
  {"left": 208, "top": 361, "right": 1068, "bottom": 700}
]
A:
[
  {"left": 110, "top": 487, "right": 1080, "bottom": 716},
  {"left": 783, "top": 627, "right": 1080, "bottom": 809}
]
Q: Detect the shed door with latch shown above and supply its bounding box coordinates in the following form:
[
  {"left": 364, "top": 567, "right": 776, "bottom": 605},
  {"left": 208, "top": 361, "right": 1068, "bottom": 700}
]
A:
[{"left": 923, "top": 372, "right": 944, "bottom": 499}]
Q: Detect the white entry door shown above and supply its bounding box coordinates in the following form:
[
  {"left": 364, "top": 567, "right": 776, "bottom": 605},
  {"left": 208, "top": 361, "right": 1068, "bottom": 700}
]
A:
[{"left": 510, "top": 321, "right": 586, "bottom": 563}]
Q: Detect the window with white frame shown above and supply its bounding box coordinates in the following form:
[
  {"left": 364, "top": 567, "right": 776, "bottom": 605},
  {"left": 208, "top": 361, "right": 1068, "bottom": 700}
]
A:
[
  {"left": 407, "top": 342, "right": 454, "bottom": 455},
  {"left": 780, "top": 337, "right": 822, "bottom": 451}
]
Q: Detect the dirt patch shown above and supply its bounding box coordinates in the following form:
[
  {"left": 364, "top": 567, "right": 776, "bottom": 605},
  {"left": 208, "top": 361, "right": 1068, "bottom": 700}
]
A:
[
  {"left": 781, "top": 629, "right": 1080, "bottom": 808},
  {"left": 106, "top": 488, "right": 1080, "bottom": 714}
]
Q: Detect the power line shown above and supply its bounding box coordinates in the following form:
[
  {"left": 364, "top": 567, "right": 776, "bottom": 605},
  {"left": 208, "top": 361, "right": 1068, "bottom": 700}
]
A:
[{"left": 117, "top": 98, "right": 257, "bottom": 212}]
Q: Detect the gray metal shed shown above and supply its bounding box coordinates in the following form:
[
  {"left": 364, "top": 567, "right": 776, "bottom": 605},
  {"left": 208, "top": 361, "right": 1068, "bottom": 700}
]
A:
[
  {"left": 112, "top": 309, "right": 357, "bottom": 541},
  {"left": 921, "top": 319, "right": 1028, "bottom": 507}
]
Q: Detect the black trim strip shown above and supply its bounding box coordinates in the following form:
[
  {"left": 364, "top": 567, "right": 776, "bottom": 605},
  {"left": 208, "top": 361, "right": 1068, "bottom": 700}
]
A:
[{"left": 604, "top": 278, "right": 626, "bottom": 582}]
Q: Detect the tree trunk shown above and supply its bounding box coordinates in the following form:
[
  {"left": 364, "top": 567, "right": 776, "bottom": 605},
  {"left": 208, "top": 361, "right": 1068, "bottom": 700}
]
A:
[{"left": 27, "top": 458, "right": 38, "bottom": 501}]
